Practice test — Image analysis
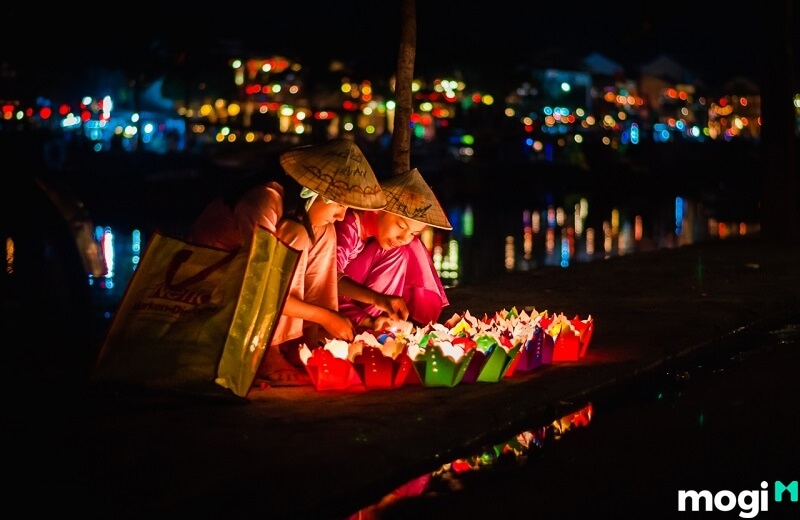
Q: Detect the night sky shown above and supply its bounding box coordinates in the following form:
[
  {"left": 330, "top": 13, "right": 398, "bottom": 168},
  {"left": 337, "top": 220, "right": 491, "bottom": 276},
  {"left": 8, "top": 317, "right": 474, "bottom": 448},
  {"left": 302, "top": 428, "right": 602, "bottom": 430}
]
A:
[{"left": 4, "top": 2, "right": 796, "bottom": 96}]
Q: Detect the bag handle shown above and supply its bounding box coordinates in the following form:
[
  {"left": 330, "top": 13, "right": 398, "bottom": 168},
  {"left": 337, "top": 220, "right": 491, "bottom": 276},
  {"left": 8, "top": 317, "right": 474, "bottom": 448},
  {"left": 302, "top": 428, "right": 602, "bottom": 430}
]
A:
[{"left": 164, "top": 249, "right": 238, "bottom": 290}]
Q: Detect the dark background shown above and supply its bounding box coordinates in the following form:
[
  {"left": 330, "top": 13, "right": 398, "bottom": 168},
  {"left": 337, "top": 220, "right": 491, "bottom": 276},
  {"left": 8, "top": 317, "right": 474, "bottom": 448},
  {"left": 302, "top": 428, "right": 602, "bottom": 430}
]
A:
[{"left": 4, "top": 2, "right": 784, "bottom": 94}]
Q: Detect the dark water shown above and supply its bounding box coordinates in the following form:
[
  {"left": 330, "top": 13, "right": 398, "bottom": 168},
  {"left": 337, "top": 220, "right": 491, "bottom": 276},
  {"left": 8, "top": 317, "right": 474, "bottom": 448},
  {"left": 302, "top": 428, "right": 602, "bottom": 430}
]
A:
[
  {"left": 67, "top": 140, "right": 762, "bottom": 297},
  {"left": 85, "top": 174, "right": 757, "bottom": 335},
  {"left": 351, "top": 314, "right": 800, "bottom": 519}
]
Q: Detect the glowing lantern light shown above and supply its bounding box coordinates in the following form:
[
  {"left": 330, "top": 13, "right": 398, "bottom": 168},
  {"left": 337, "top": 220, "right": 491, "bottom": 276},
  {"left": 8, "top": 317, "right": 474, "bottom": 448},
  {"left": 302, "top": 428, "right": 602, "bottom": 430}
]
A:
[
  {"left": 506, "top": 323, "right": 555, "bottom": 374},
  {"left": 409, "top": 342, "right": 475, "bottom": 387},
  {"left": 460, "top": 335, "right": 521, "bottom": 383},
  {"left": 300, "top": 346, "right": 360, "bottom": 391},
  {"left": 295, "top": 306, "right": 595, "bottom": 392},
  {"left": 353, "top": 346, "right": 417, "bottom": 389}
]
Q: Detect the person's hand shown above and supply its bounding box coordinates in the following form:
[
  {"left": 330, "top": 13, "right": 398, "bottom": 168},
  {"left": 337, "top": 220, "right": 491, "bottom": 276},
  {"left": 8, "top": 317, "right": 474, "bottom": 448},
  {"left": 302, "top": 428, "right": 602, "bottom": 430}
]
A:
[
  {"left": 374, "top": 294, "right": 409, "bottom": 321},
  {"left": 371, "top": 315, "right": 395, "bottom": 332},
  {"left": 323, "top": 311, "right": 355, "bottom": 342}
]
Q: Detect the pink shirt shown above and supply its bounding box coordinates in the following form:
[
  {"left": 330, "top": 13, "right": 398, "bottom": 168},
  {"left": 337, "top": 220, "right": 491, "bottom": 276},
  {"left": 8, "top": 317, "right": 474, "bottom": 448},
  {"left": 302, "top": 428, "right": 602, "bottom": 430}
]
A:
[
  {"left": 270, "top": 220, "right": 339, "bottom": 347},
  {"left": 335, "top": 210, "right": 373, "bottom": 275},
  {"left": 335, "top": 209, "right": 449, "bottom": 326}
]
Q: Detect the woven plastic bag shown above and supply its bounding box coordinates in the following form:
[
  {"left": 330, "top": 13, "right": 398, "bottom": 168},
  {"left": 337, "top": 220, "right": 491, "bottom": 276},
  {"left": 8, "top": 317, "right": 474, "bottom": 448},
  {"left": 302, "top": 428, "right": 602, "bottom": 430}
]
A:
[{"left": 92, "top": 226, "right": 299, "bottom": 398}]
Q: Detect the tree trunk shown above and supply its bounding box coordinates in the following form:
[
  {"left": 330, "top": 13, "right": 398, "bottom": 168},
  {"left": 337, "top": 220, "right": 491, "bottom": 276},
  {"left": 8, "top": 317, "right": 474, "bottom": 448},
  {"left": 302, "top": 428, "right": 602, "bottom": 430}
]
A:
[{"left": 391, "top": 0, "right": 416, "bottom": 175}]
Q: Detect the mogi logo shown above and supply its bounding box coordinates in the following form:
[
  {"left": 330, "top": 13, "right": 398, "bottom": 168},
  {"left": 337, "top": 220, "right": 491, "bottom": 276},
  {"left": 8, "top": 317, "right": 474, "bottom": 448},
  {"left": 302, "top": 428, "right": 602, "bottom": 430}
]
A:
[{"left": 678, "top": 480, "right": 798, "bottom": 518}]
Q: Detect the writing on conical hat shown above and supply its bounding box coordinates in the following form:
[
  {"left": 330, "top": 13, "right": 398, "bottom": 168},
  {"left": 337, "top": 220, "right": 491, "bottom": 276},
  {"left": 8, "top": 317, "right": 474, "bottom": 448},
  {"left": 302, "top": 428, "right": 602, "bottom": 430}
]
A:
[
  {"left": 381, "top": 168, "right": 452, "bottom": 230},
  {"left": 280, "top": 139, "right": 386, "bottom": 210}
]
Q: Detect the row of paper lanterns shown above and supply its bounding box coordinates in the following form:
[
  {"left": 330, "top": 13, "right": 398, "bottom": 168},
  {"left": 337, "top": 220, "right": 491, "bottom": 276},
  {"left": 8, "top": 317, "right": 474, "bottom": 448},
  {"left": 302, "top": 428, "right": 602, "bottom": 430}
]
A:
[{"left": 297, "top": 307, "right": 594, "bottom": 391}]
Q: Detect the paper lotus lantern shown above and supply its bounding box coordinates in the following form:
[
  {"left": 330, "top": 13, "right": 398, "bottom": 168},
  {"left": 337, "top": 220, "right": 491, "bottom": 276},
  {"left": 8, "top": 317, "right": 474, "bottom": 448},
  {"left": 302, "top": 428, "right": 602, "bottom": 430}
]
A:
[
  {"left": 352, "top": 346, "right": 418, "bottom": 389},
  {"left": 461, "top": 335, "right": 521, "bottom": 383},
  {"left": 408, "top": 339, "right": 476, "bottom": 388},
  {"left": 571, "top": 315, "right": 594, "bottom": 354},
  {"left": 299, "top": 330, "right": 422, "bottom": 391},
  {"left": 449, "top": 319, "right": 473, "bottom": 337},
  {"left": 505, "top": 325, "right": 554, "bottom": 375},
  {"left": 552, "top": 314, "right": 594, "bottom": 362},
  {"left": 297, "top": 307, "right": 594, "bottom": 391},
  {"left": 551, "top": 323, "right": 580, "bottom": 362},
  {"left": 300, "top": 345, "right": 361, "bottom": 391},
  {"left": 537, "top": 313, "right": 554, "bottom": 330},
  {"left": 443, "top": 310, "right": 481, "bottom": 331}
]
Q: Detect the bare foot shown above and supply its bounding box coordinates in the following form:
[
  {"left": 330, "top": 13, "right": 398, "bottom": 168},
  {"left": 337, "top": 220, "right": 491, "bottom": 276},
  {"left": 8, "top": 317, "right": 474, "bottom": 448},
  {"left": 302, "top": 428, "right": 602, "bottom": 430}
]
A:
[{"left": 257, "top": 346, "right": 311, "bottom": 386}]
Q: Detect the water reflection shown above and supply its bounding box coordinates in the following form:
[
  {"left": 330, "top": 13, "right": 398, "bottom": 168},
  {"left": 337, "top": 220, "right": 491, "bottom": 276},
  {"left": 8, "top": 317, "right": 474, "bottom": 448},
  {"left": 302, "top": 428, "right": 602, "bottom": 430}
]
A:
[
  {"left": 431, "top": 194, "right": 757, "bottom": 287},
  {"left": 89, "top": 225, "right": 143, "bottom": 323},
  {"left": 89, "top": 194, "right": 758, "bottom": 319},
  {"left": 346, "top": 402, "right": 594, "bottom": 520}
]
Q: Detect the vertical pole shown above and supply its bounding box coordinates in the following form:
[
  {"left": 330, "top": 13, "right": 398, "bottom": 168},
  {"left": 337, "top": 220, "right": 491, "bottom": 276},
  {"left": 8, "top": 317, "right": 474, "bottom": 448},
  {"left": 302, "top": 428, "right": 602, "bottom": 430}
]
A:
[{"left": 391, "top": 0, "right": 416, "bottom": 175}]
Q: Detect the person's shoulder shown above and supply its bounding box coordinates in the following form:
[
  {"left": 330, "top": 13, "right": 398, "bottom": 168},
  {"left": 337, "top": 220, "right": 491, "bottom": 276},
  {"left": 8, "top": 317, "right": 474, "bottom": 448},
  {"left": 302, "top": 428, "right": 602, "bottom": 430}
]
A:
[
  {"left": 263, "top": 181, "right": 285, "bottom": 196},
  {"left": 276, "top": 219, "right": 311, "bottom": 249},
  {"left": 242, "top": 181, "right": 285, "bottom": 200}
]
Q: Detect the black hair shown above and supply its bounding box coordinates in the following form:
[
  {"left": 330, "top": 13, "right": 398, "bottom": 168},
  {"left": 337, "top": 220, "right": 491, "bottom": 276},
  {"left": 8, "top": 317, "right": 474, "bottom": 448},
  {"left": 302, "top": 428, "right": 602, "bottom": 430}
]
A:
[{"left": 282, "top": 182, "right": 317, "bottom": 245}]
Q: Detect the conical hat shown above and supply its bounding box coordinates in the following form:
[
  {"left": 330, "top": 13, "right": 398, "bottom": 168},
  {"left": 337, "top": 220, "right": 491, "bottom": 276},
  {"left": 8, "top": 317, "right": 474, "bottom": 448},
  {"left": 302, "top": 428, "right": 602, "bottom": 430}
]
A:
[
  {"left": 380, "top": 168, "right": 452, "bottom": 230},
  {"left": 279, "top": 138, "right": 387, "bottom": 210}
]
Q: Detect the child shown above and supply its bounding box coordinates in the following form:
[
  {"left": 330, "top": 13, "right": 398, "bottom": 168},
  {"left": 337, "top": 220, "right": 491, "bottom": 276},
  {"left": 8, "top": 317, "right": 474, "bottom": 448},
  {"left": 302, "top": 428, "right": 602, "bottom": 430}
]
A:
[
  {"left": 187, "top": 138, "right": 387, "bottom": 385},
  {"left": 258, "top": 138, "right": 386, "bottom": 385},
  {"left": 335, "top": 167, "right": 452, "bottom": 331}
]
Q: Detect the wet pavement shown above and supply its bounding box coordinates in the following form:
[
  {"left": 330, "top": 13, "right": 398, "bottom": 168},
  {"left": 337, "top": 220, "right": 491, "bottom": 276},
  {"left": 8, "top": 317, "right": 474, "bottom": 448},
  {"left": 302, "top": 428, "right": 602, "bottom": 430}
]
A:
[{"left": 15, "top": 236, "right": 800, "bottom": 519}]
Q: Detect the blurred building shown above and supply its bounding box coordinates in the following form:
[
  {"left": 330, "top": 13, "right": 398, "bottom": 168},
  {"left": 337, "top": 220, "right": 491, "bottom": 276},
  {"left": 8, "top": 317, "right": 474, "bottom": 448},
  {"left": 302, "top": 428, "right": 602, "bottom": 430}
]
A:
[{"left": 0, "top": 41, "right": 775, "bottom": 166}]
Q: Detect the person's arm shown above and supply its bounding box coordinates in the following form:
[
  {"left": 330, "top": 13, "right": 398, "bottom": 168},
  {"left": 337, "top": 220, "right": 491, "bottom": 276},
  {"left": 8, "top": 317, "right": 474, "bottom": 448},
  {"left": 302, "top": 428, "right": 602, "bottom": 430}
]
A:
[
  {"left": 334, "top": 210, "right": 409, "bottom": 326},
  {"left": 338, "top": 276, "right": 409, "bottom": 323},
  {"left": 281, "top": 294, "right": 355, "bottom": 342}
]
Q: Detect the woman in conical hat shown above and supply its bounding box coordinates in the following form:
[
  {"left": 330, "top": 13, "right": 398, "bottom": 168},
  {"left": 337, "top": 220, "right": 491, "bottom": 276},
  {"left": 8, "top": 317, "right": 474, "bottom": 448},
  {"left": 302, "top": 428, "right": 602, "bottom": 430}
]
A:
[
  {"left": 253, "top": 138, "right": 389, "bottom": 385},
  {"left": 335, "top": 167, "right": 452, "bottom": 330},
  {"left": 188, "top": 138, "right": 386, "bottom": 385},
  {"left": 187, "top": 138, "right": 386, "bottom": 249}
]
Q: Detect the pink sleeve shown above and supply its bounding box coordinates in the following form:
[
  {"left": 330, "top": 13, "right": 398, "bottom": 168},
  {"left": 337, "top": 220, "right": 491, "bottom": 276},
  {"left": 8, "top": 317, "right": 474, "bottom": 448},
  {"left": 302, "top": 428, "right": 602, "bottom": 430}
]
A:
[
  {"left": 335, "top": 211, "right": 370, "bottom": 326},
  {"left": 269, "top": 219, "right": 311, "bottom": 346},
  {"left": 335, "top": 211, "right": 362, "bottom": 274},
  {"left": 402, "top": 237, "right": 450, "bottom": 324}
]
